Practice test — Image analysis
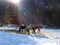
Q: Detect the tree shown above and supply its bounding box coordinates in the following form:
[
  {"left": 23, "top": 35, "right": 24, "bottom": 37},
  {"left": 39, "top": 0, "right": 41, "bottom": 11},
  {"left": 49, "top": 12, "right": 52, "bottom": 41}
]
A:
[{"left": 5, "top": 3, "right": 20, "bottom": 26}]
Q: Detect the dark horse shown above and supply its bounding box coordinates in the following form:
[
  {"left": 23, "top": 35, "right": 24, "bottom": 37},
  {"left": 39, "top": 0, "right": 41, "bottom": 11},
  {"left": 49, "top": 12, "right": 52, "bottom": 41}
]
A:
[{"left": 19, "top": 25, "right": 27, "bottom": 33}]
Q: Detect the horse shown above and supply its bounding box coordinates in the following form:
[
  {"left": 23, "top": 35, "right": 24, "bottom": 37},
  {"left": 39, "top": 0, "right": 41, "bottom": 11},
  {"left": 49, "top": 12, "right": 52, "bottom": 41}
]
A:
[
  {"left": 25, "top": 25, "right": 33, "bottom": 34},
  {"left": 34, "top": 25, "right": 40, "bottom": 34},
  {"left": 19, "top": 25, "right": 27, "bottom": 33}
]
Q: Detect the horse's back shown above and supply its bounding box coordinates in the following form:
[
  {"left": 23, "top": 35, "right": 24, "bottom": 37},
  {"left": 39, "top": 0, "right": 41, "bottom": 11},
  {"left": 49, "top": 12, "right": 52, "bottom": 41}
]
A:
[
  {"left": 20, "top": 26, "right": 27, "bottom": 29},
  {"left": 25, "top": 25, "right": 32, "bottom": 30}
]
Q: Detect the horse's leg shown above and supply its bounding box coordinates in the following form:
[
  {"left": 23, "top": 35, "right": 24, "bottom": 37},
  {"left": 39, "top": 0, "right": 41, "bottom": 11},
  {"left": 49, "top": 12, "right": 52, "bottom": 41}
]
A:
[
  {"left": 33, "top": 28, "right": 35, "bottom": 34},
  {"left": 19, "top": 28, "right": 21, "bottom": 32},
  {"left": 27, "top": 29, "right": 30, "bottom": 34},
  {"left": 38, "top": 28, "right": 40, "bottom": 34},
  {"left": 22, "top": 29, "right": 24, "bottom": 33}
]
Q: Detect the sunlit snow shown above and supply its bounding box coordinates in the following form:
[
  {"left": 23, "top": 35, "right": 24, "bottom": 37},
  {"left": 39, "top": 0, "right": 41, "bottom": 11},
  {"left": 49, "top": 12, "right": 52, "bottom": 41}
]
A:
[{"left": 0, "top": 27, "right": 60, "bottom": 45}]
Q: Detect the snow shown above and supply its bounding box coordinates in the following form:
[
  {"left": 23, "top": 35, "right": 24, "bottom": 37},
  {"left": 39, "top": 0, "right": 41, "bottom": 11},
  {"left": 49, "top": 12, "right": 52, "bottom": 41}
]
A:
[
  {"left": 0, "top": 31, "right": 57, "bottom": 45},
  {"left": 0, "top": 27, "right": 60, "bottom": 45},
  {"left": 41, "top": 28, "right": 60, "bottom": 32},
  {"left": 0, "top": 26, "right": 19, "bottom": 30},
  {"left": 41, "top": 28, "right": 60, "bottom": 39},
  {"left": 41, "top": 28, "right": 60, "bottom": 45}
]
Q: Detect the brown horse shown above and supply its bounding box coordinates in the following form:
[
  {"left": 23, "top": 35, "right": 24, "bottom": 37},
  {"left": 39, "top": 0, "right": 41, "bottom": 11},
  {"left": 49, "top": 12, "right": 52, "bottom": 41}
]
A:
[{"left": 33, "top": 25, "right": 40, "bottom": 34}]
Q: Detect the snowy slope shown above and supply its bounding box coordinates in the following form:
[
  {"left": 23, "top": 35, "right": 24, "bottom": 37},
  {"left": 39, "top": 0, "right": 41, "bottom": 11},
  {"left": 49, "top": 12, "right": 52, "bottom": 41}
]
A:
[
  {"left": 0, "top": 27, "right": 60, "bottom": 45},
  {"left": 0, "top": 31, "right": 58, "bottom": 45},
  {"left": 41, "top": 28, "right": 60, "bottom": 39},
  {"left": 41, "top": 28, "right": 60, "bottom": 45}
]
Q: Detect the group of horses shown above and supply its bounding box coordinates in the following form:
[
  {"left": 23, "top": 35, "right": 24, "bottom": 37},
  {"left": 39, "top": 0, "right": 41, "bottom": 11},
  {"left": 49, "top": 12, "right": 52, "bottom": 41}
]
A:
[{"left": 19, "top": 25, "right": 40, "bottom": 34}]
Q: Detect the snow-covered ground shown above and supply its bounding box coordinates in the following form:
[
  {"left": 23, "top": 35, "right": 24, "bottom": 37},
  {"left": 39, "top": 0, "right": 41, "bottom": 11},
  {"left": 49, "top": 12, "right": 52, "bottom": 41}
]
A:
[
  {"left": 41, "top": 28, "right": 60, "bottom": 45},
  {"left": 0, "top": 31, "right": 57, "bottom": 45},
  {"left": 41, "top": 28, "right": 60, "bottom": 39},
  {"left": 0, "top": 26, "right": 19, "bottom": 30},
  {"left": 0, "top": 27, "right": 60, "bottom": 45}
]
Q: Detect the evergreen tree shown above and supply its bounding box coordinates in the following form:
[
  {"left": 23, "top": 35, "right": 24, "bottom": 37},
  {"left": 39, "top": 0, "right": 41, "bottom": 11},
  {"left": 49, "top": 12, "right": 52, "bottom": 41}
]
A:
[{"left": 5, "top": 3, "right": 20, "bottom": 26}]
